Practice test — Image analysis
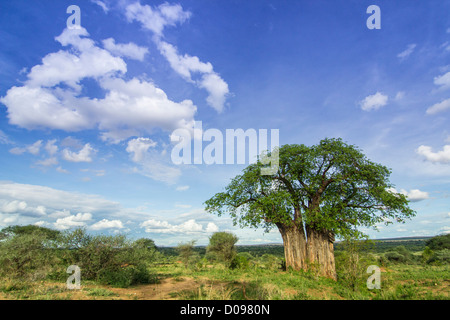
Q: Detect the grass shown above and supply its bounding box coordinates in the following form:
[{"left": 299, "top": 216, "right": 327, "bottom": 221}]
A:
[{"left": 0, "top": 258, "right": 448, "bottom": 300}]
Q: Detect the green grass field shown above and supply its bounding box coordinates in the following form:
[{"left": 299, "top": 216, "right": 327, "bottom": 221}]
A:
[{"left": 0, "top": 236, "right": 448, "bottom": 300}]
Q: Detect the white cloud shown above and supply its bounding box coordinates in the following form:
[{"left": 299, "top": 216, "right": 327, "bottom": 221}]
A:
[
  {"left": 126, "top": 137, "right": 157, "bottom": 162},
  {"left": 397, "top": 44, "right": 416, "bottom": 60},
  {"left": 28, "top": 28, "right": 126, "bottom": 89},
  {"left": 0, "top": 181, "right": 122, "bottom": 219},
  {"left": 36, "top": 157, "right": 58, "bottom": 167},
  {"left": 417, "top": 144, "right": 450, "bottom": 164},
  {"left": 125, "top": 1, "right": 191, "bottom": 36},
  {"left": 1, "top": 200, "right": 46, "bottom": 217},
  {"left": 9, "top": 140, "right": 42, "bottom": 155},
  {"left": 45, "top": 139, "right": 58, "bottom": 155},
  {"left": 62, "top": 143, "right": 96, "bottom": 162},
  {"left": 91, "top": 0, "right": 109, "bottom": 13},
  {"left": 199, "top": 73, "right": 229, "bottom": 113},
  {"left": 90, "top": 218, "right": 124, "bottom": 230},
  {"left": 27, "top": 140, "right": 42, "bottom": 155},
  {"left": 54, "top": 212, "right": 92, "bottom": 230},
  {"left": 426, "top": 98, "right": 450, "bottom": 115},
  {"left": 141, "top": 218, "right": 217, "bottom": 234},
  {"left": 402, "top": 189, "right": 430, "bottom": 202},
  {"left": 126, "top": 137, "right": 181, "bottom": 184},
  {"left": 0, "top": 27, "right": 197, "bottom": 142},
  {"left": 205, "top": 222, "right": 219, "bottom": 233},
  {"left": 388, "top": 188, "right": 430, "bottom": 202},
  {"left": 156, "top": 41, "right": 213, "bottom": 81},
  {"left": 56, "top": 166, "right": 70, "bottom": 174},
  {"left": 125, "top": 2, "right": 229, "bottom": 113},
  {"left": 176, "top": 185, "right": 190, "bottom": 191},
  {"left": 434, "top": 71, "right": 450, "bottom": 90},
  {"left": 102, "top": 38, "right": 148, "bottom": 61},
  {"left": 360, "top": 92, "right": 388, "bottom": 111}
]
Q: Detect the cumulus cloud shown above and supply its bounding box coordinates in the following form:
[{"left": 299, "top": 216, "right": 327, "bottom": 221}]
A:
[
  {"left": 360, "top": 92, "right": 388, "bottom": 111},
  {"left": 156, "top": 41, "right": 213, "bottom": 81},
  {"left": 126, "top": 138, "right": 157, "bottom": 162},
  {"left": 54, "top": 212, "right": 92, "bottom": 230},
  {"left": 0, "top": 27, "right": 197, "bottom": 142},
  {"left": 125, "top": 1, "right": 191, "bottom": 36},
  {"left": 29, "top": 28, "right": 126, "bottom": 89},
  {"left": 102, "top": 38, "right": 148, "bottom": 61},
  {"left": 62, "top": 143, "right": 96, "bottom": 162},
  {"left": 1, "top": 200, "right": 46, "bottom": 217},
  {"left": 388, "top": 188, "right": 430, "bottom": 202},
  {"left": 141, "top": 218, "right": 218, "bottom": 234},
  {"left": 90, "top": 218, "right": 124, "bottom": 230},
  {"left": 125, "top": 1, "right": 229, "bottom": 112},
  {"left": 417, "top": 144, "right": 450, "bottom": 164},
  {"left": 45, "top": 139, "right": 58, "bottom": 156},
  {"left": 9, "top": 140, "right": 43, "bottom": 156}
]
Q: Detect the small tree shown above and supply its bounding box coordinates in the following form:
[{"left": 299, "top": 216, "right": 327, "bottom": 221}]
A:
[
  {"left": 176, "top": 240, "right": 197, "bottom": 267},
  {"left": 206, "top": 232, "right": 238, "bottom": 267}
]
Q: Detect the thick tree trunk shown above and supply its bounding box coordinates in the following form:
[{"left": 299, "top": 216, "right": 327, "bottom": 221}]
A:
[
  {"left": 306, "top": 226, "right": 337, "bottom": 280},
  {"left": 277, "top": 223, "right": 307, "bottom": 271}
]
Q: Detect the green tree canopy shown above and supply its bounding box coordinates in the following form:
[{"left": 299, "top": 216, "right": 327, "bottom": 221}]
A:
[
  {"left": 205, "top": 138, "right": 416, "bottom": 278},
  {"left": 205, "top": 138, "right": 415, "bottom": 240},
  {"left": 0, "top": 224, "right": 61, "bottom": 241}
]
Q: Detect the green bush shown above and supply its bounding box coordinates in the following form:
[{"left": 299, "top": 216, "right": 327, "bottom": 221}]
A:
[
  {"left": 57, "top": 228, "right": 159, "bottom": 287},
  {"left": 425, "top": 249, "right": 450, "bottom": 265},
  {"left": 383, "top": 246, "right": 416, "bottom": 264},
  {"left": 0, "top": 229, "right": 58, "bottom": 279},
  {"left": 97, "top": 264, "right": 156, "bottom": 288},
  {"left": 425, "top": 234, "right": 450, "bottom": 250},
  {"left": 384, "top": 251, "right": 407, "bottom": 263},
  {"left": 230, "top": 254, "right": 249, "bottom": 270},
  {"left": 176, "top": 240, "right": 199, "bottom": 268},
  {"left": 206, "top": 232, "right": 238, "bottom": 267}
]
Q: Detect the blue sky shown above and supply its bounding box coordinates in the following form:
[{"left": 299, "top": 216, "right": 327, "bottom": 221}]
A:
[{"left": 0, "top": 0, "right": 449, "bottom": 245}]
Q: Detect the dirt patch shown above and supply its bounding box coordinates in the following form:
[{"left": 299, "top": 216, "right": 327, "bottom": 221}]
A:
[{"left": 119, "top": 277, "right": 201, "bottom": 300}]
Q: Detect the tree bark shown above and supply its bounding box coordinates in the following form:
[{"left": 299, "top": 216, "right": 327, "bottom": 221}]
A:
[
  {"left": 277, "top": 223, "right": 307, "bottom": 271},
  {"left": 306, "top": 226, "right": 337, "bottom": 280}
]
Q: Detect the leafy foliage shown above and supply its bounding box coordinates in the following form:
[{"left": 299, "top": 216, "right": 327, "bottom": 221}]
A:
[
  {"left": 425, "top": 234, "right": 450, "bottom": 250},
  {"left": 205, "top": 138, "right": 415, "bottom": 239},
  {"left": 176, "top": 240, "right": 199, "bottom": 267},
  {"left": 206, "top": 232, "right": 238, "bottom": 267}
]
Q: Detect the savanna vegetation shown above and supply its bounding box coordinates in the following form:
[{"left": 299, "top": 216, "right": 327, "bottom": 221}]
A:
[{"left": 0, "top": 224, "right": 448, "bottom": 300}]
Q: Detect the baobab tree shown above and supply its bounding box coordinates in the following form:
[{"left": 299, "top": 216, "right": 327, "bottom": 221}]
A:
[{"left": 204, "top": 138, "right": 415, "bottom": 279}]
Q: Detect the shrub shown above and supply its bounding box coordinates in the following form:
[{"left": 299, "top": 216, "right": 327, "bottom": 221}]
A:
[
  {"left": 176, "top": 240, "right": 199, "bottom": 268},
  {"left": 425, "top": 234, "right": 450, "bottom": 250},
  {"left": 206, "top": 232, "right": 238, "bottom": 267},
  {"left": 57, "top": 228, "right": 158, "bottom": 287},
  {"left": 384, "top": 246, "right": 415, "bottom": 264},
  {"left": 230, "top": 254, "right": 249, "bottom": 270},
  {"left": 0, "top": 230, "right": 58, "bottom": 279},
  {"left": 426, "top": 249, "right": 450, "bottom": 265}
]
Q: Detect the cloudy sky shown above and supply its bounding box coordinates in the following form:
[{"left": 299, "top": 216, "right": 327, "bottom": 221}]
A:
[{"left": 0, "top": 0, "right": 449, "bottom": 245}]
